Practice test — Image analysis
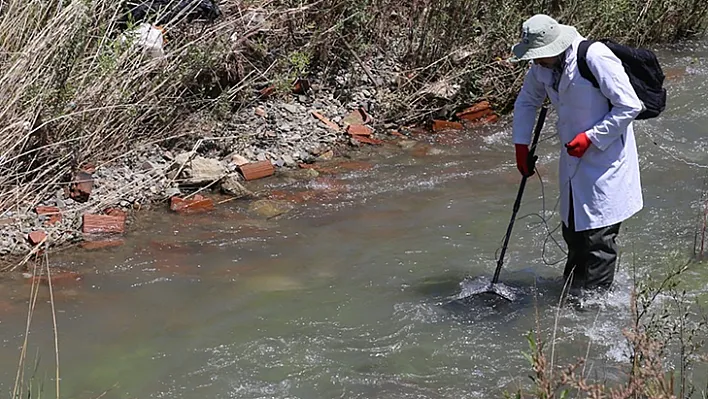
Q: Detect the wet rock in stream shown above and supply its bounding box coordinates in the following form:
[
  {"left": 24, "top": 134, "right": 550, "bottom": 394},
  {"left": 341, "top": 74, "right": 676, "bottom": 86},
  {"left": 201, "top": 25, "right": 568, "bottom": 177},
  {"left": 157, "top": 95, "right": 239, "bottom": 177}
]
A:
[{"left": 248, "top": 200, "right": 294, "bottom": 219}]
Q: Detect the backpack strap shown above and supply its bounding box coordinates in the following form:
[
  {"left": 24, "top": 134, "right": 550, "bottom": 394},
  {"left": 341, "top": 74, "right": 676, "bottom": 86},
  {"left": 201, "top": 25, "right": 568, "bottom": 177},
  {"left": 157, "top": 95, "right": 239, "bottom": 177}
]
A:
[{"left": 577, "top": 40, "right": 600, "bottom": 89}]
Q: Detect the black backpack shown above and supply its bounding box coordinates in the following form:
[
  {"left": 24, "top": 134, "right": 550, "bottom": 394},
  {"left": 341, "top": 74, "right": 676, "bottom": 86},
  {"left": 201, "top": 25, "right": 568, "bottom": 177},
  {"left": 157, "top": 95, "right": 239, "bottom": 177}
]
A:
[{"left": 577, "top": 39, "right": 667, "bottom": 120}]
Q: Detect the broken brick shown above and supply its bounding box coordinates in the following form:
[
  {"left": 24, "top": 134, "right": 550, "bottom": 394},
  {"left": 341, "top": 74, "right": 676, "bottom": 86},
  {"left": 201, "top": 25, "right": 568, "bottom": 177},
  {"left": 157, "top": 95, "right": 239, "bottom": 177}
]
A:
[
  {"left": 484, "top": 114, "right": 499, "bottom": 124},
  {"left": 458, "top": 109, "right": 492, "bottom": 122},
  {"left": 432, "top": 120, "right": 463, "bottom": 132},
  {"left": 104, "top": 208, "right": 127, "bottom": 218},
  {"left": 80, "top": 162, "right": 96, "bottom": 174},
  {"left": 352, "top": 135, "right": 384, "bottom": 145},
  {"left": 259, "top": 85, "right": 275, "bottom": 98},
  {"left": 36, "top": 206, "right": 62, "bottom": 226},
  {"left": 239, "top": 160, "right": 275, "bottom": 181},
  {"left": 48, "top": 214, "right": 62, "bottom": 226},
  {"left": 346, "top": 124, "right": 373, "bottom": 136},
  {"left": 82, "top": 214, "right": 126, "bottom": 234},
  {"left": 170, "top": 195, "right": 215, "bottom": 214},
  {"left": 463, "top": 113, "right": 500, "bottom": 128},
  {"left": 292, "top": 78, "right": 310, "bottom": 94},
  {"left": 389, "top": 131, "right": 406, "bottom": 138},
  {"left": 27, "top": 231, "right": 47, "bottom": 246},
  {"left": 36, "top": 206, "right": 60, "bottom": 215},
  {"left": 311, "top": 111, "right": 341, "bottom": 132},
  {"left": 255, "top": 107, "right": 267, "bottom": 118},
  {"left": 69, "top": 171, "right": 94, "bottom": 203},
  {"left": 456, "top": 101, "right": 493, "bottom": 120}
]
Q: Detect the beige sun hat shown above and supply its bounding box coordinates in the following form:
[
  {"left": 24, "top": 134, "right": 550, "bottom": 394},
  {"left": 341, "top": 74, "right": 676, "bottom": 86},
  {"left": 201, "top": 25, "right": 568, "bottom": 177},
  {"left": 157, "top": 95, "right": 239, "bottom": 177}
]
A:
[{"left": 509, "top": 14, "right": 579, "bottom": 62}]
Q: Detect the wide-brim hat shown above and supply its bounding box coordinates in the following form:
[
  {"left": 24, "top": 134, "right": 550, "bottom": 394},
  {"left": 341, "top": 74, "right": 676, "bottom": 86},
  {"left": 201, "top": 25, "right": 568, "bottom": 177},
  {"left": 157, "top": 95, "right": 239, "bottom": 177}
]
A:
[{"left": 509, "top": 14, "right": 579, "bottom": 62}]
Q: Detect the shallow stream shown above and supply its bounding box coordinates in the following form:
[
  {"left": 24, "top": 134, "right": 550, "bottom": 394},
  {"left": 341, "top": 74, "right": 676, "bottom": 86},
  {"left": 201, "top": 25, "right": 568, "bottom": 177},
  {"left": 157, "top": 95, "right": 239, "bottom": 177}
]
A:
[{"left": 1, "top": 38, "right": 708, "bottom": 398}]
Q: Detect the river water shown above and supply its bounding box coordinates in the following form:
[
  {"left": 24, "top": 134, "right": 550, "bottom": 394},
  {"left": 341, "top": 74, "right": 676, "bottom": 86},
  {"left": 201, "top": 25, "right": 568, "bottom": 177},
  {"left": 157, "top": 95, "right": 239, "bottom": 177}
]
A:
[{"left": 1, "top": 39, "right": 708, "bottom": 399}]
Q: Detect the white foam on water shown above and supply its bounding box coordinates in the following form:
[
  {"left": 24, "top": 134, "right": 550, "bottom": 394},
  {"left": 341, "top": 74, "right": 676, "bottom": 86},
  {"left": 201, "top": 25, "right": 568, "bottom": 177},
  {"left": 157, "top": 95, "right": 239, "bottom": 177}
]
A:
[{"left": 482, "top": 129, "right": 510, "bottom": 146}]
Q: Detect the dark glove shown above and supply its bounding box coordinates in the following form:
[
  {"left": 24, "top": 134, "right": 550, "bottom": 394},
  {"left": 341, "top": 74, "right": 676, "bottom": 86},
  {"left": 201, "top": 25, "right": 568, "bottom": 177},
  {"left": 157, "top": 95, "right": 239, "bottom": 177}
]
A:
[{"left": 515, "top": 144, "right": 537, "bottom": 177}]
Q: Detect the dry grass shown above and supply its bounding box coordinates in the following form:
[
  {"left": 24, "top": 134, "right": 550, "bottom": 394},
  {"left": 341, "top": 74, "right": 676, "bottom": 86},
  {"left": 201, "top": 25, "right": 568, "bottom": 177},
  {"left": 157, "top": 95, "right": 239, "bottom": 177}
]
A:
[
  {"left": 0, "top": 0, "right": 706, "bottom": 214},
  {"left": 11, "top": 247, "right": 61, "bottom": 399},
  {"left": 512, "top": 256, "right": 708, "bottom": 399}
]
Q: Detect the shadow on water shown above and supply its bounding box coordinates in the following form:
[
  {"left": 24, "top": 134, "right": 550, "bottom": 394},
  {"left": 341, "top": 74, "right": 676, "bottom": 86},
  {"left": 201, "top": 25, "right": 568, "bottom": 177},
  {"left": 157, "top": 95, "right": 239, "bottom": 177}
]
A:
[{"left": 407, "top": 270, "right": 573, "bottom": 324}]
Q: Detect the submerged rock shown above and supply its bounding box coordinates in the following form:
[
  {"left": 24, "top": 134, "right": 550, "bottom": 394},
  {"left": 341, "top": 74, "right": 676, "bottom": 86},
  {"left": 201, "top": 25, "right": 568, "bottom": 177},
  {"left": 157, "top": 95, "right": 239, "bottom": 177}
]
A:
[
  {"left": 279, "top": 168, "right": 320, "bottom": 181},
  {"left": 248, "top": 200, "right": 293, "bottom": 219},
  {"left": 220, "top": 175, "right": 253, "bottom": 198}
]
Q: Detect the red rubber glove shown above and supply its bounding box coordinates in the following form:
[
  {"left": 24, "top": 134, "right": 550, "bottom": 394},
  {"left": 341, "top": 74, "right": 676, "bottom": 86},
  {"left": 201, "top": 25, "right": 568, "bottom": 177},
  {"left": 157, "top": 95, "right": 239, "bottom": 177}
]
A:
[
  {"left": 515, "top": 144, "right": 536, "bottom": 177},
  {"left": 566, "top": 132, "right": 592, "bottom": 158}
]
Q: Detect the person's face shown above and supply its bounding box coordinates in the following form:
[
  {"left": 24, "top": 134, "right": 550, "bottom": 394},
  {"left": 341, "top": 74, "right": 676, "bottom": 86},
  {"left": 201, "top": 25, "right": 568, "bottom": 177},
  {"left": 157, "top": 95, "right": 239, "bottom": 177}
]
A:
[{"left": 533, "top": 56, "right": 560, "bottom": 69}]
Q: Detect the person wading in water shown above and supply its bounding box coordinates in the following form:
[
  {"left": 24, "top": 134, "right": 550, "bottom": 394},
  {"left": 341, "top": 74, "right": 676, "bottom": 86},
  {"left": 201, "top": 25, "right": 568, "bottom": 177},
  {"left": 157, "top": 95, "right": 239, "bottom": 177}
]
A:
[{"left": 508, "top": 14, "right": 645, "bottom": 305}]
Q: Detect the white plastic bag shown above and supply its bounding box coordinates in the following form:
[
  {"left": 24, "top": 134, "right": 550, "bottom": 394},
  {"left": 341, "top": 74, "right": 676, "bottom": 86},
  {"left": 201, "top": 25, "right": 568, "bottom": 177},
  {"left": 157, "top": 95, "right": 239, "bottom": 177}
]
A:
[{"left": 121, "top": 22, "right": 165, "bottom": 59}]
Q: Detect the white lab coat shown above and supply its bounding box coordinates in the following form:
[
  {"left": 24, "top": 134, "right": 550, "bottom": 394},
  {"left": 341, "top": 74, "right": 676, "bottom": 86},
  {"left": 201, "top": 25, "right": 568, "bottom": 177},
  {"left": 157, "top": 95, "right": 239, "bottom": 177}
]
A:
[{"left": 512, "top": 36, "right": 644, "bottom": 231}]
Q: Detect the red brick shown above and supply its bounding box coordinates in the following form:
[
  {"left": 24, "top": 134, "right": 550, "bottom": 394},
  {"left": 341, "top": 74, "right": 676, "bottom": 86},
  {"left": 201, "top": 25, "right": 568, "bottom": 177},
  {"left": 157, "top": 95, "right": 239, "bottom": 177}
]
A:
[
  {"left": 259, "top": 85, "right": 275, "bottom": 98},
  {"left": 458, "top": 109, "right": 492, "bottom": 122},
  {"left": 432, "top": 120, "right": 463, "bottom": 132},
  {"left": 463, "top": 113, "right": 500, "bottom": 128},
  {"left": 292, "top": 78, "right": 310, "bottom": 94},
  {"left": 352, "top": 135, "right": 384, "bottom": 145},
  {"left": 311, "top": 111, "right": 341, "bottom": 132},
  {"left": 36, "top": 206, "right": 60, "bottom": 215},
  {"left": 346, "top": 124, "right": 373, "bottom": 136},
  {"left": 170, "top": 195, "right": 215, "bottom": 214},
  {"left": 47, "top": 214, "right": 62, "bottom": 226},
  {"left": 36, "top": 207, "right": 62, "bottom": 226},
  {"left": 485, "top": 114, "right": 499, "bottom": 124},
  {"left": 82, "top": 214, "right": 126, "bottom": 234},
  {"left": 239, "top": 161, "right": 275, "bottom": 181},
  {"left": 27, "top": 231, "right": 47, "bottom": 245},
  {"left": 105, "top": 208, "right": 127, "bottom": 218},
  {"left": 456, "top": 101, "right": 492, "bottom": 119},
  {"left": 80, "top": 162, "right": 96, "bottom": 174}
]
